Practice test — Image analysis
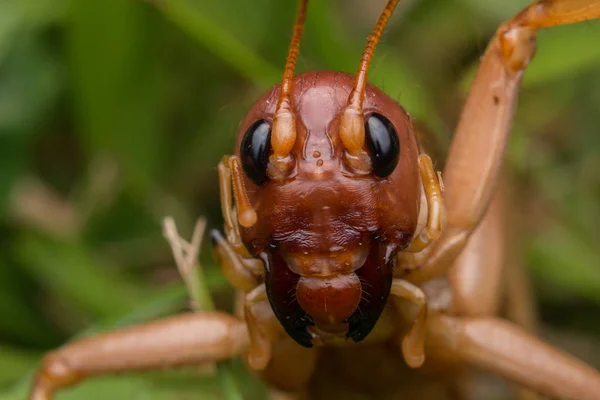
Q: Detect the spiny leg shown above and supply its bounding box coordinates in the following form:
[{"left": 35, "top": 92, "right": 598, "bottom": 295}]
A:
[
  {"left": 426, "top": 315, "right": 600, "bottom": 400},
  {"left": 408, "top": 0, "right": 600, "bottom": 284},
  {"left": 30, "top": 312, "right": 249, "bottom": 400}
]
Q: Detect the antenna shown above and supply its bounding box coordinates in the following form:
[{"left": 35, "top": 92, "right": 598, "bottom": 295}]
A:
[
  {"left": 339, "top": 0, "right": 400, "bottom": 164},
  {"left": 271, "top": 0, "right": 309, "bottom": 163}
]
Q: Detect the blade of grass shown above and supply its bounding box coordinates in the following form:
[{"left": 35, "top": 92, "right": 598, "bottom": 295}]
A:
[
  {"left": 15, "top": 233, "right": 148, "bottom": 318},
  {"left": 0, "top": 38, "right": 60, "bottom": 216},
  {"left": 151, "top": 0, "right": 280, "bottom": 88},
  {"left": 69, "top": 0, "right": 162, "bottom": 195}
]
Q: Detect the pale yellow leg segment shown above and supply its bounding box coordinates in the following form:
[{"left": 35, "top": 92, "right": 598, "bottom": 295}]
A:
[
  {"left": 427, "top": 315, "right": 600, "bottom": 400},
  {"left": 219, "top": 155, "right": 257, "bottom": 229},
  {"left": 218, "top": 156, "right": 239, "bottom": 243},
  {"left": 218, "top": 155, "right": 256, "bottom": 247},
  {"left": 244, "top": 284, "right": 283, "bottom": 371},
  {"left": 217, "top": 156, "right": 264, "bottom": 290},
  {"left": 407, "top": 154, "right": 445, "bottom": 253},
  {"left": 409, "top": 0, "right": 600, "bottom": 284},
  {"left": 211, "top": 229, "right": 262, "bottom": 292},
  {"left": 390, "top": 279, "right": 428, "bottom": 368},
  {"left": 30, "top": 313, "right": 249, "bottom": 400}
]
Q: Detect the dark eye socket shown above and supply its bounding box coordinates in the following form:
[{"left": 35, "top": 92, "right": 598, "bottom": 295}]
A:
[
  {"left": 240, "top": 119, "right": 272, "bottom": 185},
  {"left": 365, "top": 113, "right": 400, "bottom": 177}
]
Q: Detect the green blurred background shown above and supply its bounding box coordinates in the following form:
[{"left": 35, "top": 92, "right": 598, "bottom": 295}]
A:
[{"left": 0, "top": 0, "right": 599, "bottom": 398}]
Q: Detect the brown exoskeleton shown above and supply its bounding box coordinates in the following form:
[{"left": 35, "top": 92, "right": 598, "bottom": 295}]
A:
[{"left": 30, "top": 1, "right": 600, "bottom": 399}]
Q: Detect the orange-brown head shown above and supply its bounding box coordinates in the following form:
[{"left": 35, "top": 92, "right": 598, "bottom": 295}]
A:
[
  {"left": 227, "top": 0, "right": 416, "bottom": 347},
  {"left": 235, "top": 71, "right": 421, "bottom": 346}
]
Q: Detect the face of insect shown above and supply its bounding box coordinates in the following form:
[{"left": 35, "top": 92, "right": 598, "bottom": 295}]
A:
[{"left": 236, "top": 71, "right": 421, "bottom": 347}]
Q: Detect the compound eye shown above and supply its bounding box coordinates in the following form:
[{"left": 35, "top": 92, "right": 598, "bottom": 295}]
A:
[
  {"left": 240, "top": 119, "right": 272, "bottom": 185},
  {"left": 365, "top": 113, "right": 400, "bottom": 177}
]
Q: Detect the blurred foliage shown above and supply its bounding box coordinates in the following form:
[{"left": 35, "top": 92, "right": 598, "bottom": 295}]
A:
[{"left": 0, "top": 0, "right": 599, "bottom": 398}]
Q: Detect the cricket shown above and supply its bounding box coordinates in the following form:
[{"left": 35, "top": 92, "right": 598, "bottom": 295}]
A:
[{"left": 28, "top": 1, "right": 600, "bottom": 399}]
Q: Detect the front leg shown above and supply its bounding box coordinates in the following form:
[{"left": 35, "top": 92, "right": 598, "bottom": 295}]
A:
[
  {"left": 244, "top": 284, "right": 285, "bottom": 371},
  {"left": 212, "top": 228, "right": 263, "bottom": 291},
  {"left": 216, "top": 156, "right": 264, "bottom": 291},
  {"left": 389, "top": 279, "right": 428, "bottom": 369},
  {"left": 408, "top": 0, "right": 600, "bottom": 284},
  {"left": 30, "top": 312, "right": 249, "bottom": 400}
]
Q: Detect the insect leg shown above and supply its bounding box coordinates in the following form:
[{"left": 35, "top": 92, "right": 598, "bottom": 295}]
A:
[
  {"left": 446, "top": 182, "right": 506, "bottom": 318},
  {"left": 211, "top": 229, "right": 262, "bottom": 291},
  {"left": 407, "top": 0, "right": 600, "bottom": 284},
  {"left": 260, "top": 336, "right": 318, "bottom": 396},
  {"left": 217, "top": 156, "right": 263, "bottom": 288},
  {"left": 218, "top": 155, "right": 255, "bottom": 247},
  {"left": 406, "top": 154, "right": 445, "bottom": 253},
  {"left": 503, "top": 255, "right": 541, "bottom": 400},
  {"left": 389, "top": 279, "right": 428, "bottom": 369},
  {"left": 30, "top": 312, "right": 249, "bottom": 400},
  {"left": 244, "top": 284, "right": 284, "bottom": 371},
  {"left": 445, "top": 183, "right": 541, "bottom": 399},
  {"left": 243, "top": 283, "right": 318, "bottom": 395},
  {"left": 426, "top": 315, "right": 600, "bottom": 400}
]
